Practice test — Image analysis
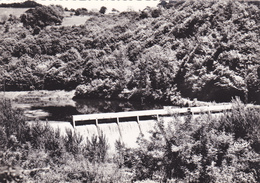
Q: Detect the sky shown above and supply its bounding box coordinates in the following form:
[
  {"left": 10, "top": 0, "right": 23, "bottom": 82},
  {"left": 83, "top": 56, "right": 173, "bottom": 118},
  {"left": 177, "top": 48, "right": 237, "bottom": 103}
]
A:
[{"left": 0, "top": 0, "right": 160, "bottom": 12}]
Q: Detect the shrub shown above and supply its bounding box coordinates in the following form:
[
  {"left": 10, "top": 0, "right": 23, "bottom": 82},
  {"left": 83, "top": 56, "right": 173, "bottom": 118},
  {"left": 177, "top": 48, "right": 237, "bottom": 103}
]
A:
[
  {"left": 218, "top": 98, "right": 260, "bottom": 152},
  {"left": 0, "top": 100, "right": 29, "bottom": 145},
  {"left": 0, "top": 101, "right": 127, "bottom": 182},
  {"left": 75, "top": 8, "right": 88, "bottom": 16},
  {"left": 64, "top": 128, "right": 83, "bottom": 155},
  {"left": 99, "top": 6, "right": 107, "bottom": 14},
  {"left": 20, "top": 5, "right": 64, "bottom": 29},
  {"left": 122, "top": 100, "right": 260, "bottom": 182},
  {"left": 83, "top": 132, "right": 109, "bottom": 163}
]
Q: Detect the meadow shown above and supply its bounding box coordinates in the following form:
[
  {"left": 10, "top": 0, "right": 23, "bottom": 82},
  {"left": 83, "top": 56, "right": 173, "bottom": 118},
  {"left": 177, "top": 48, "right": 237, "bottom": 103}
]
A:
[
  {"left": 0, "top": 7, "right": 88, "bottom": 26},
  {"left": 0, "top": 7, "right": 29, "bottom": 17},
  {"left": 0, "top": 7, "right": 28, "bottom": 23},
  {"left": 59, "top": 15, "right": 90, "bottom": 26}
]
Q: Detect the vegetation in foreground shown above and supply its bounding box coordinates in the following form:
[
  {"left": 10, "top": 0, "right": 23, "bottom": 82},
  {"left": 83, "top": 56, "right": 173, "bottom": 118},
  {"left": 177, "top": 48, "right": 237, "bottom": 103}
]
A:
[
  {"left": 0, "top": 99, "right": 259, "bottom": 182},
  {"left": 0, "top": 0, "right": 259, "bottom": 105}
]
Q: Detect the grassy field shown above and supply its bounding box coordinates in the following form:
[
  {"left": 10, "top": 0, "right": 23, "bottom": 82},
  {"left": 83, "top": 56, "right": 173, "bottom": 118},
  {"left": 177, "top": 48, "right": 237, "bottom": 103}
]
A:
[
  {"left": 0, "top": 90, "right": 75, "bottom": 108},
  {"left": 0, "top": 7, "right": 28, "bottom": 17},
  {"left": 61, "top": 15, "right": 90, "bottom": 26},
  {"left": 0, "top": 7, "right": 88, "bottom": 26}
]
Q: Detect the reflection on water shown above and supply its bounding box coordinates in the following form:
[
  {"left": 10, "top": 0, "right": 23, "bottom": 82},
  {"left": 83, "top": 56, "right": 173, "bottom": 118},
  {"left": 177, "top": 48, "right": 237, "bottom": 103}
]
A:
[
  {"left": 30, "top": 106, "right": 79, "bottom": 121},
  {"left": 75, "top": 98, "right": 163, "bottom": 114},
  {"left": 27, "top": 98, "right": 164, "bottom": 121}
]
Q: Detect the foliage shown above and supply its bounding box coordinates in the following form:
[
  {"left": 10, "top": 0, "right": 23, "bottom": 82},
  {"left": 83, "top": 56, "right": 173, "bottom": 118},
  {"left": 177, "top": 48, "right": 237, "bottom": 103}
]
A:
[
  {"left": 75, "top": 8, "right": 88, "bottom": 16},
  {"left": 0, "top": 100, "right": 130, "bottom": 182},
  {"left": 84, "top": 132, "right": 109, "bottom": 163},
  {"left": 99, "top": 6, "right": 107, "bottom": 14},
  {"left": 119, "top": 100, "right": 260, "bottom": 182},
  {"left": 0, "top": 0, "right": 42, "bottom": 8},
  {"left": 0, "top": 0, "right": 260, "bottom": 105},
  {"left": 20, "top": 5, "right": 64, "bottom": 29},
  {"left": 1, "top": 97, "right": 260, "bottom": 182},
  {"left": 0, "top": 100, "right": 29, "bottom": 144}
]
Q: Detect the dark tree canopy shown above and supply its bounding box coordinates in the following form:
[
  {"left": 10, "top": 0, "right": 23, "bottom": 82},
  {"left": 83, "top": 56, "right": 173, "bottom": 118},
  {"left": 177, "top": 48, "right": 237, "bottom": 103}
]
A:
[
  {"left": 99, "top": 6, "right": 107, "bottom": 14},
  {"left": 75, "top": 8, "right": 88, "bottom": 16},
  {"left": 0, "top": 0, "right": 42, "bottom": 8},
  {"left": 20, "top": 5, "right": 64, "bottom": 29}
]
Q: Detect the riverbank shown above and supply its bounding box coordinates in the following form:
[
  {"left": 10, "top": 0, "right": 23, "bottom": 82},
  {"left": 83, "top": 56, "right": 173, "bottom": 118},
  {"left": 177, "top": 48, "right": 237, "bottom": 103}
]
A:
[
  {"left": 0, "top": 90, "right": 75, "bottom": 108},
  {"left": 0, "top": 90, "right": 75, "bottom": 101},
  {"left": 0, "top": 90, "right": 76, "bottom": 120}
]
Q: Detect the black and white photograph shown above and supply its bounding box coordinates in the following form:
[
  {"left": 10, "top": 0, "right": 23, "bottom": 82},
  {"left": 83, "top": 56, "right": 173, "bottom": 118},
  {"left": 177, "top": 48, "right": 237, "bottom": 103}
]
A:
[{"left": 0, "top": 0, "right": 259, "bottom": 182}]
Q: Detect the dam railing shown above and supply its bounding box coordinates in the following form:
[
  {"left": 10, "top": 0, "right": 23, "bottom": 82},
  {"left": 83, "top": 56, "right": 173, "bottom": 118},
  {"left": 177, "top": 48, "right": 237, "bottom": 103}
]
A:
[{"left": 72, "top": 104, "right": 233, "bottom": 128}]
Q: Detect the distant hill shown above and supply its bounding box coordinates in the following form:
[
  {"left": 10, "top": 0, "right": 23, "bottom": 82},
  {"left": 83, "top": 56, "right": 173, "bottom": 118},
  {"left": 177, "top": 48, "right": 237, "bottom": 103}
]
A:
[{"left": 0, "top": 0, "right": 42, "bottom": 8}]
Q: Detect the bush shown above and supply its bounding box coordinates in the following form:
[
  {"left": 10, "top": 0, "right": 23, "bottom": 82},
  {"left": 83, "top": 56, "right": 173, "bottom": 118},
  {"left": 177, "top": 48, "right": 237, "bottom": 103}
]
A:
[
  {"left": 0, "top": 100, "right": 29, "bottom": 145},
  {"left": 20, "top": 5, "right": 64, "bottom": 29},
  {"left": 218, "top": 98, "right": 260, "bottom": 153},
  {"left": 121, "top": 100, "right": 260, "bottom": 182},
  {"left": 99, "top": 6, "right": 107, "bottom": 14},
  {"left": 64, "top": 128, "right": 83, "bottom": 155},
  {"left": 83, "top": 132, "right": 109, "bottom": 163},
  {"left": 0, "top": 100, "right": 124, "bottom": 182}
]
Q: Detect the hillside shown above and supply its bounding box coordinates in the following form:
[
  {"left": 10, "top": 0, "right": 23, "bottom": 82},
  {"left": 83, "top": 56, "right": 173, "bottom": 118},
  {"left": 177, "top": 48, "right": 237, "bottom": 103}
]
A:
[
  {"left": 0, "top": 0, "right": 259, "bottom": 104},
  {"left": 0, "top": 0, "right": 42, "bottom": 8}
]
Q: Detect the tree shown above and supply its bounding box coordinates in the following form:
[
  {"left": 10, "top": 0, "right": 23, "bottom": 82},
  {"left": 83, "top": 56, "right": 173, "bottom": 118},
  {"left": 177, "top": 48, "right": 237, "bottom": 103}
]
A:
[
  {"left": 75, "top": 8, "right": 88, "bottom": 16},
  {"left": 99, "top": 6, "right": 107, "bottom": 14},
  {"left": 151, "top": 9, "right": 161, "bottom": 18},
  {"left": 20, "top": 5, "right": 64, "bottom": 29},
  {"left": 124, "top": 101, "right": 260, "bottom": 182}
]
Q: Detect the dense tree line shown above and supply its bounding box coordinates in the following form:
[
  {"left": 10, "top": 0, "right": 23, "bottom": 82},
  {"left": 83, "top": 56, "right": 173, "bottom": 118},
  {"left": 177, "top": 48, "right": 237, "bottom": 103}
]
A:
[{"left": 0, "top": 0, "right": 259, "bottom": 104}]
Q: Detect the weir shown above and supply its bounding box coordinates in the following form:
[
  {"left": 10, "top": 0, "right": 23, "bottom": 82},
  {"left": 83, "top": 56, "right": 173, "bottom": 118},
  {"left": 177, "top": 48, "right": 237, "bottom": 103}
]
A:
[
  {"left": 72, "top": 105, "right": 233, "bottom": 128},
  {"left": 71, "top": 105, "right": 233, "bottom": 151}
]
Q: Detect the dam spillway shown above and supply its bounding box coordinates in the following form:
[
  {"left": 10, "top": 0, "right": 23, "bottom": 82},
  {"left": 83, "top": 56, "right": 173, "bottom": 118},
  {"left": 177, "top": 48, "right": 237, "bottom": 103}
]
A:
[
  {"left": 46, "top": 105, "right": 233, "bottom": 152},
  {"left": 46, "top": 118, "right": 158, "bottom": 152}
]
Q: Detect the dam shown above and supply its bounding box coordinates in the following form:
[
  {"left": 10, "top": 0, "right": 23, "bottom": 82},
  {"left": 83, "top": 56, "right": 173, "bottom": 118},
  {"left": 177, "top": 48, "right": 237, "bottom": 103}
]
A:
[{"left": 46, "top": 105, "right": 233, "bottom": 152}]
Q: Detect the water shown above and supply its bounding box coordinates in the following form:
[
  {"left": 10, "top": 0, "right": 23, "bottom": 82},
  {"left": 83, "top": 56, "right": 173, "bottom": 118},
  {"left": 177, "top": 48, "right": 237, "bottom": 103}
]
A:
[
  {"left": 138, "top": 120, "right": 157, "bottom": 139},
  {"left": 71, "top": 119, "right": 157, "bottom": 152},
  {"left": 98, "top": 123, "right": 122, "bottom": 151},
  {"left": 24, "top": 98, "right": 164, "bottom": 121},
  {"left": 119, "top": 121, "right": 142, "bottom": 148}
]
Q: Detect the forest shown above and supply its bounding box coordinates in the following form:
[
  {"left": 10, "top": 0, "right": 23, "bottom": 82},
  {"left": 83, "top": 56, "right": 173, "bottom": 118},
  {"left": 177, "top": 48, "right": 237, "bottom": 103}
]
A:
[{"left": 0, "top": 0, "right": 259, "bottom": 105}]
